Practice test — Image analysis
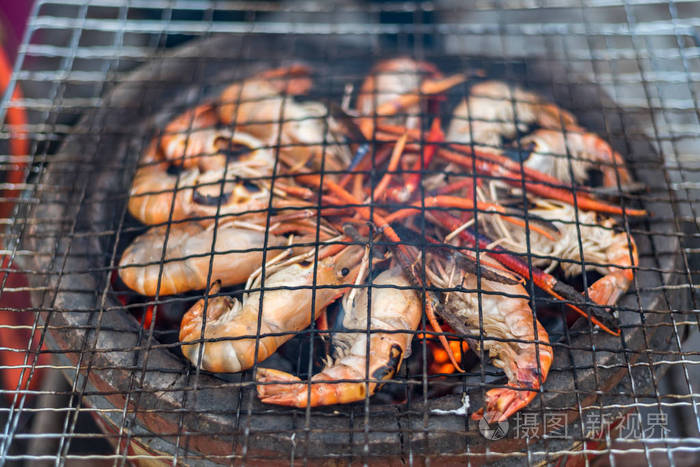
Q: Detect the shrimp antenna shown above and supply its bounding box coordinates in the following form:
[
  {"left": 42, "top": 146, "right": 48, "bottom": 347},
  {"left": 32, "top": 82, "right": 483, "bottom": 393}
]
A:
[{"left": 389, "top": 222, "right": 520, "bottom": 286}]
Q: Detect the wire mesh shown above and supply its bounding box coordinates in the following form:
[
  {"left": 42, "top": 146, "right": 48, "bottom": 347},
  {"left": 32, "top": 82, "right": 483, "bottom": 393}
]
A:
[{"left": 0, "top": 0, "right": 699, "bottom": 465}]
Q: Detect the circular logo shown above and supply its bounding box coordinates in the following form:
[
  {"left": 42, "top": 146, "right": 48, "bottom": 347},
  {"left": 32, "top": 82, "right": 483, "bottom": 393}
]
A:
[{"left": 478, "top": 417, "right": 509, "bottom": 440}]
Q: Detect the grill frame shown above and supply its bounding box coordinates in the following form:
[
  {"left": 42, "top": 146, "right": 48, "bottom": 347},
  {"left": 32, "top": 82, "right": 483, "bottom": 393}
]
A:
[
  {"left": 1, "top": 0, "right": 699, "bottom": 465},
  {"left": 18, "top": 32, "right": 685, "bottom": 462}
]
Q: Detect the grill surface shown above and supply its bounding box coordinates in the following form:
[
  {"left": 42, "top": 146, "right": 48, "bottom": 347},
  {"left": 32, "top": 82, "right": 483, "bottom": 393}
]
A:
[{"left": 1, "top": 1, "right": 700, "bottom": 465}]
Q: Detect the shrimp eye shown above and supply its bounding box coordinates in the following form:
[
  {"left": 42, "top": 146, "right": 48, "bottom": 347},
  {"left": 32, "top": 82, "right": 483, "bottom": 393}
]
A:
[{"left": 340, "top": 267, "right": 350, "bottom": 277}]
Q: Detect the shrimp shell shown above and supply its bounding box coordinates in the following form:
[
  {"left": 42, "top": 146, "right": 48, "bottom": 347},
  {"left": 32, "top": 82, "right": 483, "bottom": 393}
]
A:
[
  {"left": 447, "top": 80, "right": 576, "bottom": 149},
  {"left": 118, "top": 221, "right": 284, "bottom": 296},
  {"left": 159, "top": 103, "right": 228, "bottom": 171},
  {"left": 519, "top": 128, "right": 633, "bottom": 187},
  {"left": 179, "top": 244, "right": 365, "bottom": 373},
  {"left": 356, "top": 57, "right": 441, "bottom": 129},
  {"left": 218, "top": 75, "right": 351, "bottom": 174},
  {"left": 127, "top": 133, "right": 274, "bottom": 225}
]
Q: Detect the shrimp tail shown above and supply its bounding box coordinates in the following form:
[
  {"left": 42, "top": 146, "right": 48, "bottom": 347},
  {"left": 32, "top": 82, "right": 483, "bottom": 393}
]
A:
[
  {"left": 179, "top": 281, "right": 246, "bottom": 371},
  {"left": 474, "top": 387, "right": 538, "bottom": 423},
  {"left": 473, "top": 348, "right": 552, "bottom": 423},
  {"left": 587, "top": 270, "right": 633, "bottom": 308},
  {"left": 256, "top": 368, "right": 307, "bottom": 405}
]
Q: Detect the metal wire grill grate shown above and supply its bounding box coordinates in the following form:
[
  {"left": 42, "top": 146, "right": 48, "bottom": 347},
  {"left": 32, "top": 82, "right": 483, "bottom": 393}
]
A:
[{"left": 0, "top": 0, "right": 699, "bottom": 465}]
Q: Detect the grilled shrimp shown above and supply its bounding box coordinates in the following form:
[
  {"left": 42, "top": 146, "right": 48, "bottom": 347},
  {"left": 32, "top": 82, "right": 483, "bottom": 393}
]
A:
[
  {"left": 159, "top": 103, "right": 229, "bottom": 171},
  {"left": 447, "top": 80, "right": 576, "bottom": 149},
  {"left": 481, "top": 197, "right": 637, "bottom": 307},
  {"left": 179, "top": 244, "right": 364, "bottom": 373},
  {"left": 218, "top": 67, "right": 352, "bottom": 174},
  {"left": 127, "top": 132, "right": 274, "bottom": 225},
  {"left": 356, "top": 57, "right": 442, "bottom": 129},
  {"left": 257, "top": 266, "right": 421, "bottom": 407},
  {"left": 446, "top": 80, "right": 633, "bottom": 187},
  {"left": 426, "top": 257, "right": 552, "bottom": 423},
  {"left": 520, "top": 128, "right": 633, "bottom": 187},
  {"left": 118, "top": 221, "right": 284, "bottom": 296}
]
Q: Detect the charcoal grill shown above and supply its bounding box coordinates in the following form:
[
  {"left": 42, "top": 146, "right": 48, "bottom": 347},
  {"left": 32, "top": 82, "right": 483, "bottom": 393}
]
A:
[{"left": 2, "top": 1, "right": 699, "bottom": 465}]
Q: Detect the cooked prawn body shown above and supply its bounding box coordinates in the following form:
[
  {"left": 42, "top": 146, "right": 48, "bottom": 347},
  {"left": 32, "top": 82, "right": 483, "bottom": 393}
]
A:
[
  {"left": 427, "top": 260, "right": 552, "bottom": 423},
  {"left": 447, "top": 80, "right": 576, "bottom": 149},
  {"left": 356, "top": 57, "right": 441, "bottom": 129},
  {"left": 128, "top": 133, "right": 275, "bottom": 225},
  {"left": 118, "top": 221, "right": 284, "bottom": 296},
  {"left": 218, "top": 75, "right": 351, "bottom": 174},
  {"left": 127, "top": 139, "right": 198, "bottom": 225},
  {"left": 447, "top": 80, "right": 632, "bottom": 187},
  {"left": 520, "top": 128, "right": 633, "bottom": 186},
  {"left": 179, "top": 244, "right": 364, "bottom": 373},
  {"left": 159, "top": 103, "right": 229, "bottom": 171},
  {"left": 257, "top": 266, "right": 421, "bottom": 407}
]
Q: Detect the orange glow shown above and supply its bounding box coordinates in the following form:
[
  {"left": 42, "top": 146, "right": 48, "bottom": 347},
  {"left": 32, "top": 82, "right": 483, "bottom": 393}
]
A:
[
  {"left": 142, "top": 305, "right": 155, "bottom": 329},
  {"left": 433, "top": 348, "right": 448, "bottom": 364},
  {"left": 421, "top": 328, "right": 469, "bottom": 375}
]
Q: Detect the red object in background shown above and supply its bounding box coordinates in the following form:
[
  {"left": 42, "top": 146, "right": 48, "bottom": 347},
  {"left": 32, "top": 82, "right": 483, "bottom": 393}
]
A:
[
  {"left": 0, "top": 2, "right": 33, "bottom": 63},
  {"left": 0, "top": 45, "right": 29, "bottom": 220},
  {"left": 418, "top": 324, "right": 470, "bottom": 375},
  {"left": 0, "top": 257, "right": 48, "bottom": 399},
  {"left": 0, "top": 6, "right": 45, "bottom": 399},
  {"left": 1, "top": 0, "right": 32, "bottom": 214}
]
